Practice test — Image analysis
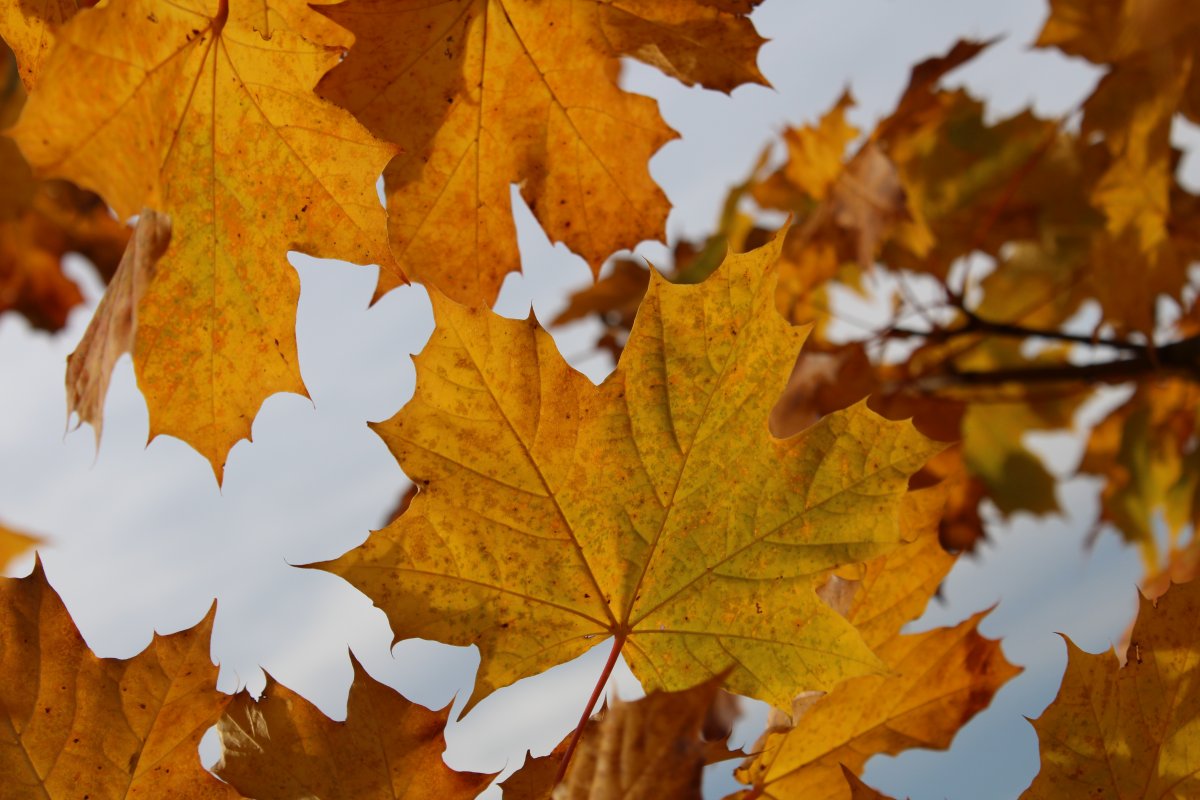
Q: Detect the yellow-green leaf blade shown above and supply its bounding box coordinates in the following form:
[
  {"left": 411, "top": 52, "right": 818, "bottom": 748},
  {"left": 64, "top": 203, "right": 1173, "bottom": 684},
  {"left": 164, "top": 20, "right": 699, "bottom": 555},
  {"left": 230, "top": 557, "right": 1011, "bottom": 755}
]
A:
[{"left": 323, "top": 236, "right": 941, "bottom": 711}]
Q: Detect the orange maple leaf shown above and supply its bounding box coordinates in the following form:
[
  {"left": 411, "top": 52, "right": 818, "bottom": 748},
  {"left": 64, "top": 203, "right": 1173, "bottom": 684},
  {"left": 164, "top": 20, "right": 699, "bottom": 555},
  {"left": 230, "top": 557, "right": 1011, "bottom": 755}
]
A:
[
  {"left": 315, "top": 0, "right": 768, "bottom": 304},
  {"left": 1023, "top": 578, "right": 1200, "bottom": 798},
  {"left": 0, "top": 561, "right": 236, "bottom": 798},
  {"left": 216, "top": 658, "right": 495, "bottom": 800},
  {"left": 10, "top": 0, "right": 399, "bottom": 480}
]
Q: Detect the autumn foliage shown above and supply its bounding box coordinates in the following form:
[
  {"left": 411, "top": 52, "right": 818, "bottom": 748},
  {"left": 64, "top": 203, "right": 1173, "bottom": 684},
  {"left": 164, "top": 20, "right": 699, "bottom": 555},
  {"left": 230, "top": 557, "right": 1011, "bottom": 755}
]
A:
[{"left": 2, "top": 0, "right": 1200, "bottom": 797}]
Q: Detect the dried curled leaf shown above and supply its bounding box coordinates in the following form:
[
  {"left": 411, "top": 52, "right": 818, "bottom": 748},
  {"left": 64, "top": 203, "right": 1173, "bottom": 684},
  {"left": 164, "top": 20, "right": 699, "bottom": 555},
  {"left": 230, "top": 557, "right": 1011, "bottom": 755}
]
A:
[
  {"left": 216, "top": 658, "right": 494, "bottom": 800},
  {"left": 1022, "top": 579, "right": 1200, "bottom": 798},
  {"left": 66, "top": 210, "right": 171, "bottom": 445},
  {"left": 503, "top": 675, "right": 738, "bottom": 800},
  {"left": 11, "top": 0, "right": 399, "bottom": 480},
  {"left": 563, "top": 676, "right": 737, "bottom": 800},
  {"left": 0, "top": 560, "right": 236, "bottom": 798},
  {"left": 321, "top": 235, "right": 941, "bottom": 713},
  {"left": 315, "top": 0, "right": 767, "bottom": 304}
]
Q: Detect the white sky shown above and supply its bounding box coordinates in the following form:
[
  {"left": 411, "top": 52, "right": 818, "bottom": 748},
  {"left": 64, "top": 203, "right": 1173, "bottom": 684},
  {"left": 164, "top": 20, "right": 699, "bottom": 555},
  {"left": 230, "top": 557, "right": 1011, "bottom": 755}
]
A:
[{"left": 0, "top": 1, "right": 1176, "bottom": 797}]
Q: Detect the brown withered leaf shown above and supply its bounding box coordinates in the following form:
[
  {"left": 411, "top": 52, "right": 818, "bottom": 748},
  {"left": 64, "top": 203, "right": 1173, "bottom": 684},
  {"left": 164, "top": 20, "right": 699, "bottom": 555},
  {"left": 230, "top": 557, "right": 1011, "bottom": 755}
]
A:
[
  {"left": 0, "top": 560, "right": 236, "bottom": 798},
  {"left": 769, "top": 342, "right": 875, "bottom": 438},
  {"left": 553, "top": 259, "right": 653, "bottom": 331},
  {"left": 502, "top": 734, "right": 573, "bottom": 800},
  {"left": 1022, "top": 579, "right": 1200, "bottom": 798},
  {"left": 547, "top": 675, "right": 737, "bottom": 800},
  {"left": 216, "top": 658, "right": 494, "bottom": 800},
  {"left": 828, "top": 143, "right": 907, "bottom": 269},
  {"left": 315, "top": 0, "right": 768, "bottom": 305},
  {"left": 755, "top": 40, "right": 998, "bottom": 284},
  {"left": 65, "top": 210, "right": 171, "bottom": 446},
  {"left": 879, "top": 93, "right": 1069, "bottom": 283}
]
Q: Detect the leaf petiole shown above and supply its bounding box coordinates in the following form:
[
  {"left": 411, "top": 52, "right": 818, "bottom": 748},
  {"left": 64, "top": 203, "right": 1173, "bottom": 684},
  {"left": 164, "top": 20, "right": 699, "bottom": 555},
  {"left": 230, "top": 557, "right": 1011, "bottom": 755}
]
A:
[{"left": 554, "top": 632, "right": 628, "bottom": 786}]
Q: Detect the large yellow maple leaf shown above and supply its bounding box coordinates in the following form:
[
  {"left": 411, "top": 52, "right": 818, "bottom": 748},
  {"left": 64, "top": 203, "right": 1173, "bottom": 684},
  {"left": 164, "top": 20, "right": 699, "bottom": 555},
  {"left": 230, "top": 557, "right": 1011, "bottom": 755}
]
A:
[
  {"left": 314, "top": 0, "right": 767, "bottom": 304},
  {"left": 321, "top": 236, "right": 942, "bottom": 711},
  {"left": 729, "top": 486, "right": 1019, "bottom": 800},
  {"left": 1022, "top": 578, "right": 1200, "bottom": 798},
  {"left": 215, "top": 658, "right": 494, "bottom": 799},
  {"left": 10, "top": 0, "right": 399, "bottom": 480},
  {"left": 0, "top": 561, "right": 237, "bottom": 798}
]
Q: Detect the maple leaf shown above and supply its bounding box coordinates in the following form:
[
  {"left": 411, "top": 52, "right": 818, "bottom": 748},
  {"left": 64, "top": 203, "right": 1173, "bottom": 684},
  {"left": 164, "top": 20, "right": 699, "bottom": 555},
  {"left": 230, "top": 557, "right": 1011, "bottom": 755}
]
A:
[
  {"left": 1079, "top": 378, "right": 1200, "bottom": 563},
  {"left": 1022, "top": 578, "right": 1200, "bottom": 798},
  {"left": 0, "top": 45, "right": 128, "bottom": 332},
  {"left": 320, "top": 236, "right": 942, "bottom": 713},
  {"left": 0, "top": 522, "right": 39, "bottom": 571},
  {"left": 501, "top": 675, "right": 739, "bottom": 800},
  {"left": 502, "top": 740, "right": 571, "bottom": 800},
  {"left": 729, "top": 486, "right": 1019, "bottom": 800},
  {"left": 776, "top": 91, "right": 860, "bottom": 202},
  {"left": 0, "top": 0, "right": 87, "bottom": 88},
  {"left": 10, "top": 0, "right": 399, "bottom": 480},
  {"left": 1036, "top": 0, "right": 1200, "bottom": 332},
  {"left": 752, "top": 41, "right": 999, "bottom": 288},
  {"left": 552, "top": 161, "right": 772, "bottom": 362},
  {"left": 0, "top": 560, "right": 237, "bottom": 798},
  {"left": 561, "top": 676, "right": 737, "bottom": 800},
  {"left": 66, "top": 210, "right": 171, "bottom": 446},
  {"left": 314, "top": 0, "right": 767, "bottom": 305},
  {"left": 765, "top": 340, "right": 1014, "bottom": 551},
  {"left": 552, "top": 256, "right": 653, "bottom": 358},
  {"left": 749, "top": 96, "right": 906, "bottom": 327},
  {"left": 215, "top": 657, "right": 494, "bottom": 800},
  {"left": 768, "top": 343, "right": 876, "bottom": 439},
  {"left": 840, "top": 769, "right": 899, "bottom": 800}
]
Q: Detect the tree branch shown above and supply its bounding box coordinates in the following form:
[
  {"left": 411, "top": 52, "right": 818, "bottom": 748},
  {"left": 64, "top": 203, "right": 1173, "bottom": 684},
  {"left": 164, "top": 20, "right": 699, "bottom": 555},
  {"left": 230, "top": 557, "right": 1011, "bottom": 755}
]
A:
[
  {"left": 908, "top": 333, "right": 1200, "bottom": 390},
  {"left": 885, "top": 308, "right": 1148, "bottom": 352}
]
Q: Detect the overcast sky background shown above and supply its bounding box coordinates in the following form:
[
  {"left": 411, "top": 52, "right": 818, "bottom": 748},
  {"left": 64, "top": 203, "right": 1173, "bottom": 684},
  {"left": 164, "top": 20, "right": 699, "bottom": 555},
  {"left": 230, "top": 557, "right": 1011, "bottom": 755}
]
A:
[{"left": 1, "top": 1, "right": 1190, "bottom": 797}]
